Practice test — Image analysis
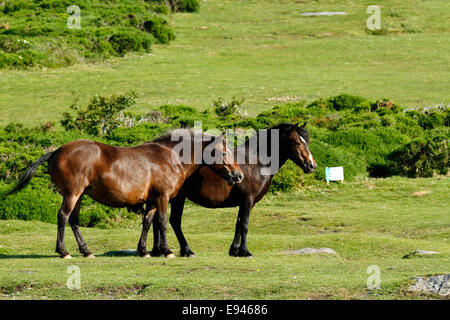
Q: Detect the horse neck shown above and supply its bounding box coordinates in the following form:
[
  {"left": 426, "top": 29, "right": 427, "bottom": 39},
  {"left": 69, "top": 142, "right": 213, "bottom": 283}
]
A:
[
  {"left": 239, "top": 128, "right": 289, "bottom": 177},
  {"left": 154, "top": 137, "right": 204, "bottom": 178}
]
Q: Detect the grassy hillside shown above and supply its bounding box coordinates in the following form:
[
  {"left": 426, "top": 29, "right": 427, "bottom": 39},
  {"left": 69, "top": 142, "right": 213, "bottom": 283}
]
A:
[
  {"left": 0, "top": 177, "right": 448, "bottom": 299},
  {"left": 0, "top": 0, "right": 449, "bottom": 125}
]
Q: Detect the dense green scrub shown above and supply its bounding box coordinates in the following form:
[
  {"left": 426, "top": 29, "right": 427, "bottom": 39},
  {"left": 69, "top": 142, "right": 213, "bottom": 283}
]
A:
[
  {"left": 0, "top": 0, "right": 199, "bottom": 68},
  {"left": 0, "top": 92, "right": 448, "bottom": 225}
]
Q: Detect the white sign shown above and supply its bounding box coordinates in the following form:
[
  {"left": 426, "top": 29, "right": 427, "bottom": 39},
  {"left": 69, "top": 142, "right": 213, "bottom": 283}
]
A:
[{"left": 325, "top": 166, "right": 344, "bottom": 183}]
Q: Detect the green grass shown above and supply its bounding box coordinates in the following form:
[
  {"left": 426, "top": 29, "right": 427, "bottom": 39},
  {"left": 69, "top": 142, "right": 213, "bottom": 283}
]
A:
[
  {"left": 1, "top": 176, "right": 449, "bottom": 299},
  {"left": 0, "top": 0, "right": 449, "bottom": 125}
]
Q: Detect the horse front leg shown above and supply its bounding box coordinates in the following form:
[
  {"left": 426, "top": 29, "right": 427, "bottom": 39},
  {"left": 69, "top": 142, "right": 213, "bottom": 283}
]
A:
[
  {"left": 169, "top": 194, "right": 195, "bottom": 257},
  {"left": 150, "top": 217, "right": 163, "bottom": 257},
  {"left": 230, "top": 198, "right": 253, "bottom": 258},
  {"left": 137, "top": 208, "right": 156, "bottom": 257},
  {"left": 229, "top": 213, "right": 241, "bottom": 257}
]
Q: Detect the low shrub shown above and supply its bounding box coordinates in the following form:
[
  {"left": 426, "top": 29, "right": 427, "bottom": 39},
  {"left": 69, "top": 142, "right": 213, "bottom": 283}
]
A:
[
  {"left": 213, "top": 97, "right": 245, "bottom": 118},
  {"left": 108, "top": 31, "right": 153, "bottom": 56},
  {"left": 307, "top": 94, "right": 369, "bottom": 112},
  {"left": 270, "top": 160, "right": 304, "bottom": 192},
  {"left": 151, "top": 0, "right": 200, "bottom": 13},
  {"left": 174, "top": 0, "right": 200, "bottom": 13},
  {"left": 388, "top": 136, "right": 449, "bottom": 177},
  {"left": 0, "top": 177, "right": 60, "bottom": 224},
  {"left": 61, "top": 91, "right": 138, "bottom": 136},
  {"left": 142, "top": 15, "right": 175, "bottom": 44}
]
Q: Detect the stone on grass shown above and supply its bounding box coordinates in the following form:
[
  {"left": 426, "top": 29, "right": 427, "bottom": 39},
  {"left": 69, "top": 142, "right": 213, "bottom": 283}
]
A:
[
  {"left": 287, "top": 247, "right": 338, "bottom": 255},
  {"left": 409, "top": 274, "right": 450, "bottom": 296},
  {"left": 300, "top": 12, "right": 347, "bottom": 17},
  {"left": 402, "top": 250, "right": 440, "bottom": 259}
]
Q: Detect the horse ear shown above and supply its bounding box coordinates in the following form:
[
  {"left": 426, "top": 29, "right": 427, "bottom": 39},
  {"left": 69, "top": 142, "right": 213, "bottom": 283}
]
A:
[
  {"left": 298, "top": 122, "right": 307, "bottom": 129},
  {"left": 220, "top": 132, "right": 227, "bottom": 145}
]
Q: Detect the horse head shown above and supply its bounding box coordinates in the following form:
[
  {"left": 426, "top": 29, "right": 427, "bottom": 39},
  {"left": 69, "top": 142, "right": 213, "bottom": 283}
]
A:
[{"left": 280, "top": 122, "right": 317, "bottom": 173}]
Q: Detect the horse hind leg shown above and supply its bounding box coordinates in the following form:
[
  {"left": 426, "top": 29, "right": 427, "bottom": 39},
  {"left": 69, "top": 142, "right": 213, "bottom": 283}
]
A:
[
  {"left": 55, "top": 194, "right": 81, "bottom": 259},
  {"left": 68, "top": 195, "right": 94, "bottom": 258},
  {"left": 137, "top": 208, "right": 156, "bottom": 257},
  {"left": 155, "top": 194, "right": 175, "bottom": 259}
]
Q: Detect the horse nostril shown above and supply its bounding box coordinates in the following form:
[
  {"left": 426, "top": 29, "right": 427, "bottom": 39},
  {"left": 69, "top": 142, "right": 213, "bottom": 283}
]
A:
[
  {"left": 232, "top": 172, "right": 243, "bottom": 183},
  {"left": 308, "top": 164, "right": 315, "bottom": 171}
]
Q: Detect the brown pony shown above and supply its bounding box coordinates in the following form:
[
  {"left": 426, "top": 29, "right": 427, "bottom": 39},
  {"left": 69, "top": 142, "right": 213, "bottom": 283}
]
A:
[
  {"left": 151, "top": 123, "right": 316, "bottom": 258},
  {"left": 7, "top": 129, "right": 243, "bottom": 259}
]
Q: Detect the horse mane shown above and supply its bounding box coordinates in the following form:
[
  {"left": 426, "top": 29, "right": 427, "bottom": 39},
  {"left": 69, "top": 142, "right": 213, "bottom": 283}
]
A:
[
  {"left": 273, "top": 122, "right": 310, "bottom": 143},
  {"left": 152, "top": 128, "right": 215, "bottom": 143},
  {"left": 241, "top": 122, "right": 310, "bottom": 149}
]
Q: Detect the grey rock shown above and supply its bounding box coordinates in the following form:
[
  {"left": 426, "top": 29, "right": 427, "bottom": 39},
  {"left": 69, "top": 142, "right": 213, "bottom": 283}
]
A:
[
  {"left": 409, "top": 274, "right": 450, "bottom": 296},
  {"left": 402, "top": 250, "right": 441, "bottom": 259},
  {"left": 300, "top": 12, "right": 347, "bottom": 17},
  {"left": 288, "top": 247, "right": 338, "bottom": 255},
  {"left": 414, "top": 250, "right": 440, "bottom": 255}
]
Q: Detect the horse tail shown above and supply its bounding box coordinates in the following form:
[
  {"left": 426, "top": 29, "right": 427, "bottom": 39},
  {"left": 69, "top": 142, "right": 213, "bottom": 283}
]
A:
[{"left": 5, "top": 151, "right": 55, "bottom": 196}]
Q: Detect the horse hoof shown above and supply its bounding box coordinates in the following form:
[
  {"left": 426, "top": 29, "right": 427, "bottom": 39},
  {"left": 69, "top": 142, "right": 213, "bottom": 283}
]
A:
[
  {"left": 86, "top": 254, "right": 95, "bottom": 258},
  {"left": 187, "top": 253, "right": 196, "bottom": 258},
  {"left": 165, "top": 253, "right": 176, "bottom": 259},
  {"left": 143, "top": 253, "right": 151, "bottom": 258},
  {"left": 61, "top": 254, "right": 72, "bottom": 259}
]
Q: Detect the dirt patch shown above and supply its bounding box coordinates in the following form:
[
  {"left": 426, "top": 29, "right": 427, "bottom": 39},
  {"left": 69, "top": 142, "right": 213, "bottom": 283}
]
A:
[
  {"left": 91, "top": 284, "right": 151, "bottom": 296},
  {"left": 0, "top": 282, "right": 36, "bottom": 295},
  {"left": 411, "top": 190, "right": 432, "bottom": 196}
]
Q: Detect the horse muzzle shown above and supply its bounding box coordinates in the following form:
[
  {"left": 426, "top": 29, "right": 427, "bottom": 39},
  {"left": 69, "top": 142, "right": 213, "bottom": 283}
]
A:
[
  {"left": 304, "top": 162, "right": 316, "bottom": 173},
  {"left": 227, "top": 171, "right": 244, "bottom": 185}
]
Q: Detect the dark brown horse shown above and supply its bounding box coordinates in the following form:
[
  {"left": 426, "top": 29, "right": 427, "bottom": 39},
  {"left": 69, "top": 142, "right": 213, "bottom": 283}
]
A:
[
  {"left": 7, "top": 129, "right": 243, "bottom": 259},
  {"left": 151, "top": 122, "right": 316, "bottom": 258}
]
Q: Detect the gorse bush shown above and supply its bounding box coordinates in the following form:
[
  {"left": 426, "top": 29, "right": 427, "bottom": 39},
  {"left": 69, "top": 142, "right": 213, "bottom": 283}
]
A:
[
  {"left": 1, "top": 92, "right": 448, "bottom": 226},
  {"left": 0, "top": 0, "right": 192, "bottom": 68},
  {"left": 61, "top": 91, "right": 138, "bottom": 136},
  {"left": 213, "top": 97, "right": 245, "bottom": 118},
  {"left": 172, "top": 0, "right": 200, "bottom": 13},
  {"left": 387, "top": 136, "right": 449, "bottom": 177},
  {"left": 150, "top": 0, "right": 200, "bottom": 13}
]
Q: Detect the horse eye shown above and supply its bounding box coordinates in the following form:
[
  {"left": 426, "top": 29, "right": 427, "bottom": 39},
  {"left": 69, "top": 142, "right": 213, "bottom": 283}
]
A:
[{"left": 223, "top": 152, "right": 227, "bottom": 157}]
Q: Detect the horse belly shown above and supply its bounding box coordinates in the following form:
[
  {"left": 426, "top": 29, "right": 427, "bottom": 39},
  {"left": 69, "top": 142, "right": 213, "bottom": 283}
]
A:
[
  {"left": 86, "top": 168, "right": 151, "bottom": 207},
  {"left": 183, "top": 179, "right": 235, "bottom": 208}
]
